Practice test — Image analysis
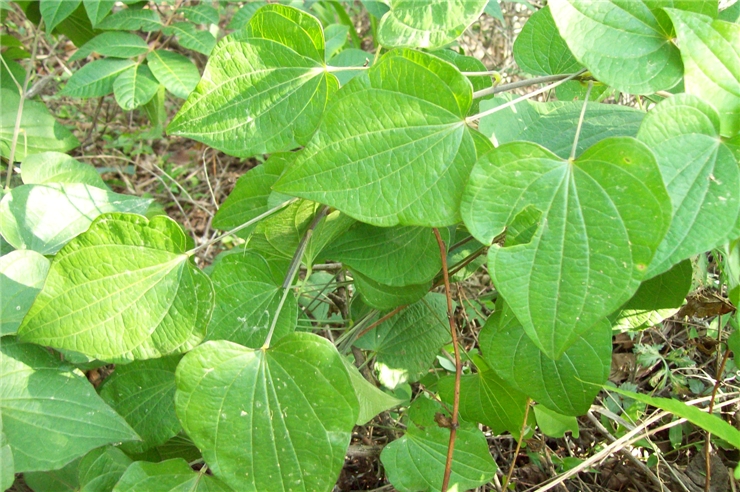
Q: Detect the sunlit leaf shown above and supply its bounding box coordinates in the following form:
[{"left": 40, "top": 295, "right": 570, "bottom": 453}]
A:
[{"left": 0, "top": 250, "right": 49, "bottom": 335}]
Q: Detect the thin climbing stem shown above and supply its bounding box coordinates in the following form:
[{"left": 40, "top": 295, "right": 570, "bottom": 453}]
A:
[
  {"left": 434, "top": 228, "right": 461, "bottom": 492},
  {"left": 569, "top": 81, "right": 593, "bottom": 161},
  {"left": 502, "top": 399, "right": 531, "bottom": 491},
  {"left": 467, "top": 69, "right": 587, "bottom": 124},
  {"left": 262, "top": 206, "right": 329, "bottom": 349},
  {"left": 6, "top": 20, "right": 43, "bottom": 190},
  {"left": 472, "top": 72, "right": 583, "bottom": 99},
  {"left": 186, "top": 198, "right": 298, "bottom": 256},
  {"left": 704, "top": 346, "right": 732, "bottom": 492}
]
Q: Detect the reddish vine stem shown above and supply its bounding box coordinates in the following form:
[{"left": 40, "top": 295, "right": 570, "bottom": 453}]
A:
[
  {"left": 433, "top": 228, "right": 461, "bottom": 492},
  {"left": 704, "top": 346, "right": 731, "bottom": 492},
  {"left": 355, "top": 304, "right": 406, "bottom": 340},
  {"left": 503, "top": 399, "right": 531, "bottom": 490}
]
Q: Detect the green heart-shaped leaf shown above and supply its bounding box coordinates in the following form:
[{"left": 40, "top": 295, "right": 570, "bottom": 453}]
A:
[
  {"left": 462, "top": 137, "right": 671, "bottom": 358},
  {"left": 480, "top": 299, "right": 611, "bottom": 416},
  {"left": 377, "top": 0, "right": 487, "bottom": 50},
  {"left": 18, "top": 213, "right": 214, "bottom": 362},
  {"left": 0, "top": 338, "right": 139, "bottom": 472},
  {"left": 666, "top": 9, "right": 740, "bottom": 137},
  {"left": 549, "top": 0, "right": 717, "bottom": 94},
  {"left": 275, "top": 48, "right": 490, "bottom": 227},
  {"left": 168, "top": 4, "right": 338, "bottom": 157},
  {"left": 175, "top": 333, "right": 359, "bottom": 492},
  {"left": 514, "top": 6, "right": 582, "bottom": 76},
  {"left": 113, "top": 459, "right": 231, "bottom": 492},
  {"left": 637, "top": 94, "right": 740, "bottom": 277}
]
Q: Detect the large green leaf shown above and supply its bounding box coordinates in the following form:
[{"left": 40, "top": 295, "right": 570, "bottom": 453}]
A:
[
  {"left": 0, "top": 88, "right": 79, "bottom": 161},
  {"left": 430, "top": 48, "right": 492, "bottom": 114},
  {"left": 637, "top": 94, "right": 740, "bottom": 277},
  {"left": 114, "top": 64, "right": 160, "bottom": 111},
  {"left": 0, "top": 250, "right": 49, "bottom": 335},
  {"left": 275, "top": 48, "right": 489, "bottom": 227},
  {"left": 621, "top": 259, "right": 692, "bottom": 311},
  {"left": 0, "top": 427, "right": 13, "bottom": 491},
  {"left": 321, "top": 223, "right": 444, "bottom": 286},
  {"left": 667, "top": 10, "right": 740, "bottom": 137},
  {"left": 0, "top": 338, "right": 139, "bottom": 472},
  {"left": 439, "top": 366, "right": 529, "bottom": 435},
  {"left": 462, "top": 138, "right": 672, "bottom": 358},
  {"left": 18, "top": 213, "right": 214, "bottom": 362},
  {"left": 163, "top": 22, "right": 216, "bottom": 56},
  {"left": 113, "top": 459, "right": 231, "bottom": 492},
  {"left": 377, "top": 0, "right": 488, "bottom": 49},
  {"left": 549, "top": 0, "right": 718, "bottom": 94},
  {"left": 0, "top": 182, "right": 151, "bottom": 254},
  {"left": 514, "top": 6, "right": 582, "bottom": 76},
  {"left": 480, "top": 299, "right": 611, "bottom": 416},
  {"left": 478, "top": 95, "right": 644, "bottom": 159},
  {"left": 168, "top": 4, "right": 338, "bottom": 158},
  {"left": 61, "top": 58, "right": 136, "bottom": 98},
  {"left": 69, "top": 31, "right": 149, "bottom": 61},
  {"left": 380, "top": 398, "right": 497, "bottom": 492},
  {"left": 77, "top": 446, "right": 131, "bottom": 492},
  {"left": 211, "top": 154, "right": 287, "bottom": 234},
  {"left": 355, "top": 294, "right": 449, "bottom": 389},
  {"left": 40, "top": 0, "right": 81, "bottom": 32},
  {"left": 206, "top": 251, "right": 297, "bottom": 347},
  {"left": 23, "top": 457, "right": 80, "bottom": 492},
  {"left": 175, "top": 333, "right": 359, "bottom": 492},
  {"left": 99, "top": 356, "right": 182, "bottom": 454},
  {"left": 20, "top": 152, "right": 106, "bottom": 188},
  {"left": 146, "top": 50, "right": 200, "bottom": 99},
  {"left": 342, "top": 356, "right": 403, "bottom": 425}
]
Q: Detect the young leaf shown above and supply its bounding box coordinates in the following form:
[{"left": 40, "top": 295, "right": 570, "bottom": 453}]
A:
[
  {"left": 342, "top": 356, "right": 404, "bottom": 425},
  {"left": 380, "top": 398, "right": 497, "bottom": 492},
  {"left": 352, "top": 269, "right": 430, "bottom": 310},
  {"left": 533, "top": 405, "right": 580, "bottom": 438},
  {"left": 480, "top": 299, "right": 611, "bottom": 416},
  {"left": 212, "top": 154, "right": 287, "bottom": 234},
  {"left": 146, "top": 50, "right": 200, "bottom": 99},
  {"left": 430, "top": 48, "right": 492, "bottom": 114},
  {"left": 377, "top": 0, "right": 488, "bottom": 50},
  {"left": 0, "top": 250, "right": 50, "bottom": 335},
  {"left": 21, "top": 151, "right": 106, "bottom": 188},
  {"left": 326, "top": 48, "right": 372, "bottom": 86},
  {"left": 96, "top": 7, "right": 162, "bottom": 31},
  {"left": 61, "top": 58, "right": 137, "bottom": 98},
  {"left": 175, "top": 333, "right": 359, "bottom": 491},
  {"left": 320, "top": 223, "right": 444, "bottom": 286},
  {"left": 18, "top": 213, "right": 215, "bottom": 362},
  {"left": 162, "top": 22, "right": 216, "bottom": 56},
  {"left": 255, "top": 199, "right": 321, "bottom": 258},
  {"left": 114, "top": 64, "right": 160, "bottom": 111},
  {"left": 462, "top": 138, "right": 672, "bottom": 358},
  {"left": 69, "top": 31, "right": 149, "bottom": 62},
  {"left": 99, "top": 356, "right": 182, "bottom": 454},
  {"left": 478, "top": 95, "right": 644, "bottom": 159},
  {"left": 275, "top": 48, "right": 487, "bottom": 227},
  {"left": 548, "top": 0, "right": 718, "bottom": 94},
  {"left": 168, "top": 4, "right": 338, "bottom": 158},
  {"left": 667, "top": 10, "right": 740, "bottom": 137},
  {"left": 40, "top": 0, "right": 81, "bottom": 33},
  {"left": 438, "top": 367, "right": 530, "bottom": 436},
  {"left": 0, "top": 88, "right": 79, "bottom": 161},
  {"left": 82, "top": 0, "right": 115, "bottom": 27},
  {"left": 113, "top": 459, "right": 231, "bottom": 492},
  {"left": 637, "top": 94, "right": 740, "bottom": 277},
  {"left": 206, "top": 251, "right": 297, "bottom": 347},
  {"left": 0, "top": 183, "right": 152, "bottom": 254},
  {"left": 324, "top": 23, "right": 349, "bottom": 60},
  {"left": 77, "top": 446, "right": 132, "bottom": 492},
  {"left": 355, "top": 294, "right": 450, "bottom": 389},
  {"left": 513, "top": 6, "right": 582, "bottom": 76},
  {"left": 0, "top": 338, "right": 139, "bottom": 472}
]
